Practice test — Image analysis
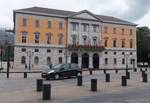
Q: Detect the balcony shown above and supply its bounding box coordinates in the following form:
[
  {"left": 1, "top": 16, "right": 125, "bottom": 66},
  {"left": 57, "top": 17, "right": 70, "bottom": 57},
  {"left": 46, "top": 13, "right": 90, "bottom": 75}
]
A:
[{"left": 68, "top": 44, "right": 105, "bottom": 51}]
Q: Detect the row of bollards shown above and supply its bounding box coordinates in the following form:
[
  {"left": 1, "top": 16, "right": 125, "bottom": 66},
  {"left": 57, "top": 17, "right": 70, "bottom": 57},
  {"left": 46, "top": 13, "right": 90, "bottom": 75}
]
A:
[{"left": 36, "top": 79, "right": 51, "bottom": 100}]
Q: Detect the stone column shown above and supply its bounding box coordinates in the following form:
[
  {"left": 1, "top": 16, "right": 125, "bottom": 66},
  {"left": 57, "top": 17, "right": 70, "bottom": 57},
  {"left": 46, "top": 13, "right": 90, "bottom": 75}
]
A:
[
  {"left": 78, "top": 55, "right": 82, "bottom": 68},
  {"left": 89, "top": 54, "right": 93, "bottom": 69}
]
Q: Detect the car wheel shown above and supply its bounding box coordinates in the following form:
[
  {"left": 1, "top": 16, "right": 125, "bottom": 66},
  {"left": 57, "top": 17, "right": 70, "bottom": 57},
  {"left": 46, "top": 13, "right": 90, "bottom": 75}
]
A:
[
  {"left": 77, "top": 72, "right": 81, "bottom": 77},
  {"left": 55, "top": 74, "right": 60, "bottom": 80}
]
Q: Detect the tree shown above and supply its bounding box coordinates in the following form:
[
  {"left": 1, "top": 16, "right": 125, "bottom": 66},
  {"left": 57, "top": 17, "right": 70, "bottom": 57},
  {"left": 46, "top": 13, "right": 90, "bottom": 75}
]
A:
[{"left": 136, "top": 26, "right": 150, "bottom": 64}]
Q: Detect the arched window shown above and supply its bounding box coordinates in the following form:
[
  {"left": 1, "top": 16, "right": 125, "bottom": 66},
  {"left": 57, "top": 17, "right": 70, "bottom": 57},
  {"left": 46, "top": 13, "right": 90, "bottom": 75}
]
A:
[
  {"left": 21, "top": 31, "right": 27, "bottom": 43},
  {"left": 34, "top": 56, "right": 39, "bottom": 65},
  {"left": 130, "top": 39, "right": 133, "bottom": 48},
  {"left": 82, "top": 35, "right": 87, "bottom": 45},
  {"left": 93, "top": 36, "right": 97, "bottom": 46},
  {"left": 113, "top": 39, "right": 117, "bottom": 47},
  {"left": 34, "top": 32, "right": 40, "bottom": 43},
  {"left": 21, "top": 56, "right": 26, "bottom": 64},
  {"left": 46, "top": 32, "right": 52, "bottom": 44},
  {"left": 72, "top": 34, "right": 77, "bottom": 45},
  {"left": 58, "top": 57, "right": 62, "bottom": 64},
  {"left": 58, "top": 34, "right": 63, "bottom": 45},
  {"left": 121, "top": 39, "right": 125, "bottom": 48},
  {"left": 104, "top": 39, "right": 108, "bottom": 47},
  {"left": 47, "top": 57, "right": 51, "bottom": 65}
]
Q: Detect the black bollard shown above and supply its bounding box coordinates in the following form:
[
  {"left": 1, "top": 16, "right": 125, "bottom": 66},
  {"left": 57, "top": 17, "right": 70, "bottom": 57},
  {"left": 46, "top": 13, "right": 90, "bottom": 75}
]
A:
[
  {"left": 91, "top": 79, "right": 97, "bottom": 91},
  {"left": 77, "top": 76, "right": 82, "bottom": 86},
  {"left": 126, "top": 71, "right": 130, "bottom": 79},
  {"left": 89, "top": 70, "right": 93, "bottom": 75},
  {"left": 105, "top": 73, "right": 110, "bottom": 82},
  {"left": 121, "top": 76, "right": 127, "bottom": 86},
  {"left": 24, "top": 72, "right": 27, "bottom": 78},
  {"left": 143, "top": 72, "right": 148, "bottom": 82},
  {"left": 43, "top": 84, "right": 51, "bottom": 100},
  {"left": 37, "top": 79, "right": 43, "bottom": 91},
  {"left": 115, "top": 69, "right": 118, "bottom": 74}
]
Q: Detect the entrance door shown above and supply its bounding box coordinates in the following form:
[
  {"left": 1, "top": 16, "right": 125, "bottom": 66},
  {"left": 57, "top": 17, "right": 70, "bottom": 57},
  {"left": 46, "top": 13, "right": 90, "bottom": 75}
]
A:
[
  {"left": 71, "top": 53, "right": 78, "bottom": 64},
  {"left": 93, "top": 53, "right": 99, "bottom": 69},
  {"left": 82, "top": 53, "right": 89, "bottom": 68}
]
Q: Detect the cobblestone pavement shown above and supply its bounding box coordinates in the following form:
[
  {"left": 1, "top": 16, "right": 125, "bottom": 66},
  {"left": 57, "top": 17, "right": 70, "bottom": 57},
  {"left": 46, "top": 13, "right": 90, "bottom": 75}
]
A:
[{"left": 0, "top": 69, "right": 150, "bottom": 103}]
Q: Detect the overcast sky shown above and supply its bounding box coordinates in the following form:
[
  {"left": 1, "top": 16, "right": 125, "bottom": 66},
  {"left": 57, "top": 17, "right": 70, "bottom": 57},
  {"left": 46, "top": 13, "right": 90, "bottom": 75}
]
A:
[{"left": 0, "top": 0, "right": 150, "bottom": 29}]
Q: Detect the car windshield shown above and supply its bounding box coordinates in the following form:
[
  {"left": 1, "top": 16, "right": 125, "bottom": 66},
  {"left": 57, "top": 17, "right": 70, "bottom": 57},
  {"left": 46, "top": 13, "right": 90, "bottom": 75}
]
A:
[{"left": 52, "top": 64, "right": 64, "bottom": 71}]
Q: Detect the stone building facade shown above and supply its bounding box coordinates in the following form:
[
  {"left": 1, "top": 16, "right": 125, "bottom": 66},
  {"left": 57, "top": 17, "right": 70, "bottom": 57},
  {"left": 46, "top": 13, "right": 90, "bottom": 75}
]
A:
[{"left": 13, "top": 7, "right": 137, "bottom": 69}]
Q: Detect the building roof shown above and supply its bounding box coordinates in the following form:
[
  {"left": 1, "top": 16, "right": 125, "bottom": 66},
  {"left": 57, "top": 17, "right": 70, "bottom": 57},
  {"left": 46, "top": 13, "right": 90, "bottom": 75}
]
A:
[{"left": 15, "top": 7, "right": 137, "bottom": 26}]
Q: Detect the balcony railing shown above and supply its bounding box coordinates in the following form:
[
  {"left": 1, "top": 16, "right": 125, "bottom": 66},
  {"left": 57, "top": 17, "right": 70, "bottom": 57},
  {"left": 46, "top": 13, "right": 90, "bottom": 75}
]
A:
[{"left": 68, "top": 44, "right": 105, "bottom": 51}]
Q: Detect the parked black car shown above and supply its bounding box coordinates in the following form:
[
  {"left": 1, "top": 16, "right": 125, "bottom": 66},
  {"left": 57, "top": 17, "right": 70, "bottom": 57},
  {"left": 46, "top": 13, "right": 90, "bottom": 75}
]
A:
[{"left": 41, "top": 63, "right": 81, "bottom": 80}]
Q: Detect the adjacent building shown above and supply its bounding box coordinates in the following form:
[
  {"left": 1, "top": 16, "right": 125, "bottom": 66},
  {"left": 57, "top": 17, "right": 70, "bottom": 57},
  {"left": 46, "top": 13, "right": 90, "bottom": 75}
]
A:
[{"left": 13, "top": 7, "right": 137, "bottom": 69}]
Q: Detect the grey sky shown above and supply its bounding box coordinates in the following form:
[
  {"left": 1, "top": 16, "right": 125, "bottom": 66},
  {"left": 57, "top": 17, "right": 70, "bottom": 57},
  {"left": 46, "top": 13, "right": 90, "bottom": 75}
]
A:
[{"left": 0, "top": 0, "right": 150, "bottom": 29}]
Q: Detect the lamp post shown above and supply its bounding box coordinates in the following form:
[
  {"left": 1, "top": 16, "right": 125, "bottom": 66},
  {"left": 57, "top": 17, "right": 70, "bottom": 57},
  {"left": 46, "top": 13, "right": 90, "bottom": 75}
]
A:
[
  {"left": 27, "top": 50, "right": 33, "bottom": 70},
  {"left": 0, "top": 45, "right": 3, "bottom": 70},
  {"left": 124, "top": 53, "right": 129, "bottom": 71}
]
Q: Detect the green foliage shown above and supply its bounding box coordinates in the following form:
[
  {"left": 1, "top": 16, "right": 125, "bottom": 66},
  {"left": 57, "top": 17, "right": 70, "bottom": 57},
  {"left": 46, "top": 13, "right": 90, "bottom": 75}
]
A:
[{"left": 137, "top": 26, "right": 150, "bottom": 63}]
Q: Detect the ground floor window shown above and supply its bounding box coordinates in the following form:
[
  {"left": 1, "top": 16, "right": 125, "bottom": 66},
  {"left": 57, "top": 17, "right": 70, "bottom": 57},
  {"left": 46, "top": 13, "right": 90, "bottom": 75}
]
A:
[
  {"left": 105, "top": 58, "right": 108, "bottom": 65},
  {"left": 71, "top": 53, "right": 78, "bottom": 64},
  {"left": 59, "top": 57, "right": 62, "bottom": 64},
  {"left": 34, "top": 56, "right": 39, "bottom": 65},
  {"left": 82, "top": 53, "right": 89, "bottom": 68},
  {"left": 21, "top": 56, "right": 26, "bottom": 64},
  {"left": 47, "top": 57, "right": 51, "bottom": 65}
]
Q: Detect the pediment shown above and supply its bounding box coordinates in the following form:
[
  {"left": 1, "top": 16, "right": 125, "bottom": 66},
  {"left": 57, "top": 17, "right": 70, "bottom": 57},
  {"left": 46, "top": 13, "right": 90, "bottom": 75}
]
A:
[{"left": 70, "top": 10, "right": 102, "bottom": 21}]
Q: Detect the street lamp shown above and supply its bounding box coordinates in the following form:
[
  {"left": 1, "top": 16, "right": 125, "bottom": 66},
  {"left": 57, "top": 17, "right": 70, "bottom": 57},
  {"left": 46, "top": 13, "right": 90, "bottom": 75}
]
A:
[
  {"left": 124, "top": 53, "right": 129, "bottom": 71},
  {"left": 27, "top": 50, "right": 34, "bottom": 70}
]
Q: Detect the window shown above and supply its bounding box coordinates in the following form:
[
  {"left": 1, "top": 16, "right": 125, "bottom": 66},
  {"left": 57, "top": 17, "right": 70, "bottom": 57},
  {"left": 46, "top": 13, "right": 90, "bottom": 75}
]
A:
[
  {"left": 23, "top": 18, "right": 27, "bottom": 26},
  {"left": 130, "top": 59, "right": 133, "bottom": 64},
  {"left": 122, "top": 52, "right": 125, "bottom": 55},
  {"left": 104, "top": 26, "right": 108, "bottom": 33},
  {"left": 113, "top": 39, "right": 117, "bottom": 47},
  {"left": 130, "top": 39, "right": 133, "bottom": 48},
  {"left": 71, "top": 22, "right": 78, "bottom": 31},
  {"left": 48, "top": 21, "right": 51, "bottom": 28},
  {"left": 122, "top": 29, "right": 125, "bottom": 35},
  {"left": 114, "top": 52, "right": 117, "bottom": 55},
  {"left": 34, "top": 56, "right": 39, "bottom": 65},
  {"left": 47, "top": 49, "right": 51, "bottom": 53},
  {"left": 58, "top": 34, "right": 63, "bottom": 45},
  {"left": 35, "top": 49, "right": 39, "bottom": 52},
  {"left": 114, "top": 58, "right": 117, "bottom": 64},
  {"left": 105, "top": 58, "right": 108, "bottom": 65},
  {"left": 21, "top": 48, "right": 26, "bottom": 52},
  {"left": 34, "top": 32, "right": 40, "bottom": 43},
  {"left": 21, "top": 56, "right": 26, "bottom": 64},
  {"left": 59, "top": 22, "right": 63, "bottom": 29},
  {"left": 130, "top": 29, "right": 133, "bottom": 35},
  {"left": 47, "top": 57, "right": 51, "bottom": 65},
  {"left": 21, "top": 31, "right": 27, "bottom": 43},
  {"left": 59, "top": 57, "right": 62, "bottom": 64},
  {"left": 104, "top": 39, "right": 108, "bottom": 47},
  {"left": 46, "top": 32, "right": 52, "bottom": 44},
  {"left": 93, "top": 25, "right": 99, "bottom": 32},
  {"left": 59, "top": 50, "right": 62, "bottom": 53},
  {"left": 83, "top": 24, "right": 88, "bottom": 32},
  {"left": 130, "top": 52, "right": 133, "bottom": 55},
  {"left": 35, "top": 20, "right": 39, "bottom": 28},
  {"left": 121, "top": 40, "right": 125, "bottom": 48},
  {"left": 93, "top": 36, "right": 97, "bottom": 45},
  {"left": 82, "top": 35, "right": 87, "bottom": 45},
  {"left": 113, "top": 28, "right": 116, "bottom": 34},
  {"left": 72, "top": 34, "right": 77, "bottom": 45},
  {"left": 122, "top": 58, "right": 125, "bottom": 64}
]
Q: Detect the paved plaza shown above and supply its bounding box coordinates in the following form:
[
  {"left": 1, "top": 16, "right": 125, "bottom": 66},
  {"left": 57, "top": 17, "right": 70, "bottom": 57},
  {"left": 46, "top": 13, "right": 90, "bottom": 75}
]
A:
[{"left": 0, "top": 69, "right": 150, "bottom": 103}]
